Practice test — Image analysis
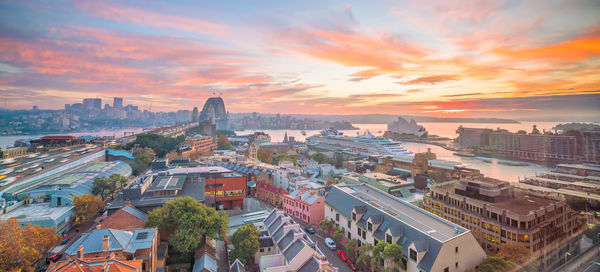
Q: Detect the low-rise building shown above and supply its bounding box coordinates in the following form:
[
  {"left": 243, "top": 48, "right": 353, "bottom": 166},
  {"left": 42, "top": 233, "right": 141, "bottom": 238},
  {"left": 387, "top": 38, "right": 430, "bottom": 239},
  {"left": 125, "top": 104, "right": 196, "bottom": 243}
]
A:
[
  {"left": 325, "top": 184, "right": 486, "bottom": 272},
  {"left": 100, "top": 201, "right": 148, "bottom": 231},
  {"left": 180, "top": 134, "right": 216, "bottom": 157},
  {"left": 256, "top": 183, "right": 288, "bottom": 208},
  {"left": 259, "top": 209, "right": 335, "bottom": 272},
  {"left": 423, "top": 177, "right": 580, "bottom": 254},
  {"left": 1, "top": 146, "right": 27, "bottom": 159},
  {"left": 109, "top": 166, "right": 246, "bottom": 212},
  {"left": 282, "top": 189, "right": 325, "bottom": 226},
  {"left": 105, "top": 149, "right": 134, "bottom": 164},
  {"left": 47, "top": 257, "right": 142, "bottom": 272},
  {"left": 64, "top": 227, "right": 159, "bottom": 272}
]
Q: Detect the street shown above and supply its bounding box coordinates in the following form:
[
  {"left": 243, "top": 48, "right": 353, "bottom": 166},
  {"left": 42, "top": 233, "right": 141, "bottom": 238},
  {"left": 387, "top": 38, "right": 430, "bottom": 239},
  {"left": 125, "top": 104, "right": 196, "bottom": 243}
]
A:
[{"left": 295, "top": 220, "right": 353, "bottom": 272}]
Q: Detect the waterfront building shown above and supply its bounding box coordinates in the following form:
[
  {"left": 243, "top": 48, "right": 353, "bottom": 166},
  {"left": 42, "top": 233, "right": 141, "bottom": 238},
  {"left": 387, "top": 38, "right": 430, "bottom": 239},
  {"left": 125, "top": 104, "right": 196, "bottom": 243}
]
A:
[
  {"left": 1, "top": 146, "right": 27, "bottom": 159},
  {"left": 342, "top": 160, "right": 376, "bottom": 173},
  {"left": 258, "top": 209, "right": 335, "bottom": 272},
  {"left": 325, "top": 184, "right": 486, "bottom": 272},
  {"left": 376, "top": 149, "right": 481, "bottom": 180},
  {"left": 29, "top": 135, "right": 84, "bottom": 151},
  {"left": 423, "top": 177, "right": 580, "bottom": 254},
  {"left": 387, "top": 117, "right": 428, "bottom": 137},
  {"left": 455, "top": 126, "right": 591, "bottom": 163},
  {"left": 282, "top": 189, "right": 325, "bottom": 226}
]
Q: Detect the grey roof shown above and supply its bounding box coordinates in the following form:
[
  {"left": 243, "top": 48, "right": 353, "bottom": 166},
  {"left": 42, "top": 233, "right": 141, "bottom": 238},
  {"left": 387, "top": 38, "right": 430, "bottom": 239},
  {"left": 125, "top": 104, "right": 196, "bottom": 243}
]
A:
[
  {"left": 147, "top": 175, "right": 185, "bottom": 192},
  {"left": 297, "top": 256, "right": 320, "bottom": 272},
  {"left": 272, "top": 222, "right": 289, "bottom": 243},
  {"left": 283, "top": 239, "right": 306, "bottom": 262},
  {"left": 370, "top": 214, "right": 383, "bottom": 225},
  {"left": 193, "top": 253, "right": 217, "bottom": 272},
  {"left": 122, "top": 205, "right": 148, "bottom": 221},
  {"left": 264, "top": 210, "right": 278, "bottom": 226},
  {"left": 66, "top": 228, "right": 154, "bottom": 255},
  {"left": 413, "top": 239, "right": 429, "bottom": 252},
  {"left": 277, "top": 229, "right": 297, "bottom": 251},
  {"left": 267, "top": 216, "right": 283, "bottom": 234},
  {"left": 229, "top": 259, "right": 245, "bottom": 272},
  {"left": 325, "top": 184, "right": 459, "bottom": 271},
  {"left": 259, "top": 237, "right": 274, "bottom": 248},
  {"left": 354, "top": 205, "right": 366, "bottom": 214}
]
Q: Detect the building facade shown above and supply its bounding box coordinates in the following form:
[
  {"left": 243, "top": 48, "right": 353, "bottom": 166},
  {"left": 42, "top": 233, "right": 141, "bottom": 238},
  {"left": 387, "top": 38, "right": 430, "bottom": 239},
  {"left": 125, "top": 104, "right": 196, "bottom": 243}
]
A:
[
  {"left": 423, "top": 178, "right": 580, "bottom": 254},
  {"left": 282, "top": 189, "right": 325, "bottom": 226},
  {"left": 325, "top": 184, "right": 486, "bottom": 272}
]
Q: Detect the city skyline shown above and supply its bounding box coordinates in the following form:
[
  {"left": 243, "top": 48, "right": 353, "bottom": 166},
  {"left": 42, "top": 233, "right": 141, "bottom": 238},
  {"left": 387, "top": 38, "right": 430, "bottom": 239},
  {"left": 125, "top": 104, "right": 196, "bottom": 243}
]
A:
[{"left": 0, "top": 0, "right": 599, "bottom": 120}]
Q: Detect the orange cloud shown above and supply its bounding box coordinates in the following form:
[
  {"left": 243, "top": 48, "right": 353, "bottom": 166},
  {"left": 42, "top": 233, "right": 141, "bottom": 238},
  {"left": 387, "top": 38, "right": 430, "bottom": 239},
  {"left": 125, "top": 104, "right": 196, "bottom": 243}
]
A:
[{"left": 398, "top": 75, "right": 458, "bottom": 85}]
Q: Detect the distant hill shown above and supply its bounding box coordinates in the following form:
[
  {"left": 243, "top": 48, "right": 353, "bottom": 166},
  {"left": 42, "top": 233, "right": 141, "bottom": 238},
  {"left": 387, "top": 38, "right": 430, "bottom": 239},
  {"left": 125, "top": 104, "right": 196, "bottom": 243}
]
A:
[
  {"left": 231, "top": 113, "right": 519, "bottom": 124},
  {"left": 553, "top": 123, "right": 600, "bottom": 131}
]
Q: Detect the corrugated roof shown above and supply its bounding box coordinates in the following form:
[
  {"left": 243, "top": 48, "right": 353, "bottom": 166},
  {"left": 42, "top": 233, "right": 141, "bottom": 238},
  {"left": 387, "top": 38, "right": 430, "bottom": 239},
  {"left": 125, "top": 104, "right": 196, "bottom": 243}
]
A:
[
  {"left": 122, "top": 205, "right": 148, "bottom": 221},
  {"left": 193, "top": 253, "right": 217, "bottom": 272}
]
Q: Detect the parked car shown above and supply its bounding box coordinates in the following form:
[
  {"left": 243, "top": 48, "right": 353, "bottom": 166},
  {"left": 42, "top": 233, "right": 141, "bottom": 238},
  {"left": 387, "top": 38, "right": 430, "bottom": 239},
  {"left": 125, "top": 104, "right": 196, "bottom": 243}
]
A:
[
  {"left": 304, "top": 227, "right": 315, "bottom": 234},
  {"left": 337, "top": 250, "right": 349, "bottom": 262},
  {"left": 47, "top": 253, "right": 62, "bottom": 263},
  {"left": 347, "top": 259, "right": 358, "bottom": 271},
  {"left": 324, "top": 237, "right": 336, "bottom": 250},
  {"left": 61, "top": 235, "right": 71, "bottom": 244}
]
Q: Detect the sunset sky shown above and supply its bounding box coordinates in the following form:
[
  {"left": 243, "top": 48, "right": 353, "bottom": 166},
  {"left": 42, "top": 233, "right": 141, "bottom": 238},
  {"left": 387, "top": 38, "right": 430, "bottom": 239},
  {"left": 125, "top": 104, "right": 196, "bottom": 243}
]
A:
[{"left": 0, "top": 0, "right": 599, "bottom": 120}]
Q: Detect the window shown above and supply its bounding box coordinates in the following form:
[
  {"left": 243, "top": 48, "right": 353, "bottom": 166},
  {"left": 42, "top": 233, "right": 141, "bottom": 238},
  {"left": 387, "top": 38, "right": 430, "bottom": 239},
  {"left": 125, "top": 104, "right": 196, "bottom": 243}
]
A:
[
  {"left": 444, "top": 267, "right": 449, "bottom": 272},
  {"left": 455, "top": 246, "right": 458, "bottom": 253},
  {"left": 357, "top": 228, "right": 361, "bottom": 236},
  {"left": 260, "top": 248, "right": 264, "bottom": 252},
  {"left": 386, "top": 234, "right": 392, "bottom": 244},
  {"left": 336, "top": 213, "right": 340, "bottom": 221},
  {"left": 362, "top": 231, "right": 366, "bottom": 239},
  {"left": 348, "top": 220, "right": 351, "bottom": 228},
  {"left": 409, "top": 248, "right": 417, "bottom": 262},
  {"left": 456, "top": 262, "right": 459, "bottom": 268},
  {"left": 368, "top": 222, "right": 372, "bottom": 232},
  {"left": 352, "top": 212, "right": 356, "bottom": 221}
]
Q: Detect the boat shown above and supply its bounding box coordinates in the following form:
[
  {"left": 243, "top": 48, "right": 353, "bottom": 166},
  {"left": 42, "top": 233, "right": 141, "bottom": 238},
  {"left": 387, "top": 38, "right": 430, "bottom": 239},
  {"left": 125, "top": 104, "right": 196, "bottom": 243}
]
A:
[
  {"left": 307, "top": 128, "right": 412, "bottom": 156},
  {"left": 453, "top": 152, "right": 476, "bottom": 157}
]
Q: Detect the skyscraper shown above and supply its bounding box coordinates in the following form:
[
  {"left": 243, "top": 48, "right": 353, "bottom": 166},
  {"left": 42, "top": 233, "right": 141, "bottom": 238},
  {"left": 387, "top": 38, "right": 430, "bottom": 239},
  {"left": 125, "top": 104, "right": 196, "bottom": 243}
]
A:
[
  {"left": 113, "top": 97, "right": 123, "bottom": 108},
  {"left": 192, "top": 106, "right": 199, "bottom": 122},
  {"left": 83, "top": 98, "right": 101, "bottom": 111}
]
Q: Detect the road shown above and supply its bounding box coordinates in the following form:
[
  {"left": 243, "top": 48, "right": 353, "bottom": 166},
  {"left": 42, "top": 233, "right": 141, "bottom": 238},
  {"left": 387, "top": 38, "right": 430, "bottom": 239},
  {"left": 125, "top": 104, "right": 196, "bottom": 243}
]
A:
[{"left": 295, "top": 220, "right": 353, "bottom": 272}]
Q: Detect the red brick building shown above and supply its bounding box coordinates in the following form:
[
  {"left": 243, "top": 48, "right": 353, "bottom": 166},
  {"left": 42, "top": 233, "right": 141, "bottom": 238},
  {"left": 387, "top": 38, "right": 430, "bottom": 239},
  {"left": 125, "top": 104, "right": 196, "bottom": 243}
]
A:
[
  {"left": 203, "top": 174, "right": 246, "bottom": 210},
  {"left": 100, "top": 201, "right": 148, "bottom": 231},
  {"left": 256, "top": 182, "right": 288, "bottom": 208}
]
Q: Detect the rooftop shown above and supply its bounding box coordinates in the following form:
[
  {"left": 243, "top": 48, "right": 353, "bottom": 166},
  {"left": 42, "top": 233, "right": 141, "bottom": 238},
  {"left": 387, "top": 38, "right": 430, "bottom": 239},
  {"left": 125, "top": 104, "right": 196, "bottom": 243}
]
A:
[
  {"left": 348, "top": 184, "right": 465, "bottom": 241},
  {"left": 0, "top": 202, "right": 73, "bottom": 223},
  {"left": 146, "top": 175, "right": 186, "bottom": 192}
]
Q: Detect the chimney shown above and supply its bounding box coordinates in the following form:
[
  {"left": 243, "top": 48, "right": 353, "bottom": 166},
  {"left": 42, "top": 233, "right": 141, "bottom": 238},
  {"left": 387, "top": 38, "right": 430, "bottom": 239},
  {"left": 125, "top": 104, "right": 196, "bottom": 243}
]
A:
[
  {"left": 96, "top": 224, "right": 102, "bottom": 230},
  {"left": 124, "top": 199, "right": 130, "bottom": 206},
  {"left": 77, "top": 245, "right": 84, "bottom": 259},
  {"left": 102, "top": 235, "right": 110, "bottom": 251}
]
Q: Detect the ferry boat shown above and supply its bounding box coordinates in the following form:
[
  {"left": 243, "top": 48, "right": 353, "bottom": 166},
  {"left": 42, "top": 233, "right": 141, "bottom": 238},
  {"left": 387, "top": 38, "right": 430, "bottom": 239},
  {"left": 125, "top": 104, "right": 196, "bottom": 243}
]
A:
[{"left": 307, "top": 128, "right": 412, "bottom": 156}]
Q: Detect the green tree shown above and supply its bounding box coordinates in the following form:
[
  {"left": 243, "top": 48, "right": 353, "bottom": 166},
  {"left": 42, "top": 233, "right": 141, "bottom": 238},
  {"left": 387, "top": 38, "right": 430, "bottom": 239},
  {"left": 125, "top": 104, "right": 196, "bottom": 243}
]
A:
[
  {"left": 217, "top": 134, "right": 233, "bottom": 150},
  {"left": 383, "top": 243, "right": 405, "bottom": 270},
  {"left": 357, "top": 243, "right": 373, "bottom": 271},
  {"left": 467, "top": 256, "right": 514, "bottom": 272},
  {"left": 132, "top": 147, "right": 156, "bottom": 176},
  {"left": 310, "top": 152, "right": 330, "bottom": 164},
  {"left": 273, "top": 153, "right": 299, "bottom": 165},
  {"left": 371, "top": 241, "right": 386, "bottom": 272},
  {"left": 346, "top": 239, "right": 358, "bottom": 260},
  {"left": 145, "top": 197, "right": 229, "bottom": 255},
  {"left": 334, "top": 153, "right": 345, "bottom": 168},
  {"left": 73, "top": 194, "right": 104, "bottom": 224},
  {"left": 257, "top": 148, "right": 273, "bottom": 164},
  {"left": 333, "top": 227, "right": 343, "bottom": 245},
  {"left": 216, "top": 129, "right": 236, "bottom": 137},
  {"left": 230, "top": 224, "right": 260, "bottom": 266},
  {"left": 319, "top": 219, "right": 335, "bottom": 236},
  {"left": 126, "top": 133, "right": 185, "bottom": 157},
  {"left": 92, "top": 173, "right": 129, "bottom": 201}
]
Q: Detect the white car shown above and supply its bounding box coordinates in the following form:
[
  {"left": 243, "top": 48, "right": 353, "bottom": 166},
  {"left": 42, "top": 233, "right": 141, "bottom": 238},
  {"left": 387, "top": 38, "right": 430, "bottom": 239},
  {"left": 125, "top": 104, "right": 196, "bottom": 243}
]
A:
[{"left": 324, "top": 237, "right": 336, "bottom": 250}]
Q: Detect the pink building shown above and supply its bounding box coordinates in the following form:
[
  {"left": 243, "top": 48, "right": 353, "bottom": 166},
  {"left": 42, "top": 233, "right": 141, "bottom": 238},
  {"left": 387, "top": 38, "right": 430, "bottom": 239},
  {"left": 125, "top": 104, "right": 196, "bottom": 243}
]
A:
[{"left": 282, "top": 189, "right": 325, "bottom": 226}]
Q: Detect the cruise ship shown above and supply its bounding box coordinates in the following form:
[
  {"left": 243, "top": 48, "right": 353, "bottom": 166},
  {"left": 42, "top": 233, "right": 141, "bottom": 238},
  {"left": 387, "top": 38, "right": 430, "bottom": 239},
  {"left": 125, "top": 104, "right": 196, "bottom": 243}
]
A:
[{"left": 307, "top": 128, "right": 412, "bottom": 156}]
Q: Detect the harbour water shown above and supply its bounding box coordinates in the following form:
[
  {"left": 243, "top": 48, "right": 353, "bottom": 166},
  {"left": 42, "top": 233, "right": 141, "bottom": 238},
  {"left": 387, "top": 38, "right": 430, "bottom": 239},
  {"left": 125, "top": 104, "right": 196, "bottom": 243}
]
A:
[
  {"left": 236, "top": 122, "right": 560, "bottom": 182},
  {"left": 0, "top": 122, "right": 562, "bottom": 182}
]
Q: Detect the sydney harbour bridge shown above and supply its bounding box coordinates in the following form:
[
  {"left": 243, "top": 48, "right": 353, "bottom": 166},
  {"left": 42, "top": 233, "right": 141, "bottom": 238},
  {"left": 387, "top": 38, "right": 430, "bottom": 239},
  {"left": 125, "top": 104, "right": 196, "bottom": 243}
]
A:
[{"left": 199, "top": 96, "right": 229, "bottom": 130}]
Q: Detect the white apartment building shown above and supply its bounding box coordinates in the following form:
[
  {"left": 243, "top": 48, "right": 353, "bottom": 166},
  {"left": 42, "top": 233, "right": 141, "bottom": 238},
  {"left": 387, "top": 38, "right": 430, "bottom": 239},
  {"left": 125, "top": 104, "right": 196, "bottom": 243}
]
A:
[{"left": 324, "top": 184, "right": 486, "bottom": 272}]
